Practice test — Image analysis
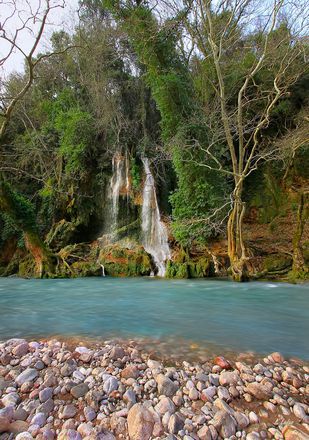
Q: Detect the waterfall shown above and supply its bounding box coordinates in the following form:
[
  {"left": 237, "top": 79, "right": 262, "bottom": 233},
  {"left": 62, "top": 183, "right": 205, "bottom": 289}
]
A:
[
  {"left": 141, "top": 158, "right": 171, "bottom": 277},
  {"left": 108, "top": 152, "right": 130, "bottom": 236},
  {"left": 100, "top": 264, "right": 106, "bottom": 277}
]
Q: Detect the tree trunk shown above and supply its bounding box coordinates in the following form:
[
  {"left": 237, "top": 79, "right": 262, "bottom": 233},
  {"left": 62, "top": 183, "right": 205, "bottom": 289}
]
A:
[
  {"left": 227, "top": 187, "right": 248, "bottom": 281},
  {"left": 292, "top": 192, "right": 308, "bottom": 274},
  {"left": 0, "top": 178, "right": 56, "bottom": 277}
]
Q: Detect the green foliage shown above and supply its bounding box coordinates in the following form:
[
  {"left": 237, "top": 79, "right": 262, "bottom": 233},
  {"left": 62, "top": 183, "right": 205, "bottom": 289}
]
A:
[
  {"left": 130, "top": 158, "right": 141, "bottom": 190},
  {"left": 0, "top": 181, "right": 37, "bottom": 232},
  {"left": 55, "top": 108, "right": 95, "bottom": 174}
]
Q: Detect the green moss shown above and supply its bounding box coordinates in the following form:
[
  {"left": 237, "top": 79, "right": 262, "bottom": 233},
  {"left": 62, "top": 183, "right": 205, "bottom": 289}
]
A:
[
  {"left": 70, "top": 261, "right": 101, "bottom": 277},
  {"left": 19, "top": 255, "right": 36, "bottom": 278},
  {"left": 99, "top": 244, "right": 152, "bottom": 277},
  {"left": 263, "top": 253, "right": 292, "bottom": 273},
  {"left": 166, "top": 255, "right": 212, "bottom": 279}
]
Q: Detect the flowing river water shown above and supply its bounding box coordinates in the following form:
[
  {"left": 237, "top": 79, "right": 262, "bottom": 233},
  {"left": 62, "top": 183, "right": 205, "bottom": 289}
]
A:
[{"left": 0, "top": 277, "right": 308, "bottom": 360}]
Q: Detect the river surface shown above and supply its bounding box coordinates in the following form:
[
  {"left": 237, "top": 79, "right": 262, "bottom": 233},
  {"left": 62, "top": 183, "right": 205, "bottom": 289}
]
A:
[{"left": 0, "top": 277, "right": 308, "bottom": 360}]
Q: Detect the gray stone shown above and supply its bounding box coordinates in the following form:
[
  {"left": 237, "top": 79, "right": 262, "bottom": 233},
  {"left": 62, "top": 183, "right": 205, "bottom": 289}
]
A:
[
  {"left": 210, "top": 410, "right": 237, "bottom": 438},
  {"left": 156, "top": 374, "right": 178, "bottom": 397},
  {"left": 39, "top": 387, "right": 53, "bottom": 403},
  {"left": 60, "top": 404, "right": 77, "bottom": 419},
  {"left": 16, "top": 369, "right": 38, "bottom": 386},
  {"left": 2, "top": 392, "right": 20, "bottom": 407},
  {"left": 71, "top": 383, "right": 89, "bottom": 399},
  {"left": 84, "top": 406, "right": 96, "bottom": 421},
  {"left": 110, "top": 346, "right": 125, "bottom": 360},
  {"left": 123, "top": 389, "right": 136, "bottom": 407},
  {"left": 37, "top": 398, "right": 54, "bottom": 415},
  {"left": 103, "top": 376, "right": 119, "bottom": 395},
  {"left": 168, "top": 413, "right": 184, "bottom": 434},
  {"left": 16, "top": 433, "right": 34, "bottom": 440},
  {"left": 155, "top": 397, "right": 175, "bottom": 415},
  {"left": 31, "top": 412, "right": 46, "bottom": 427},
  {"left": 0, "top": 406, "right": 14, "bottom": 423},
  {"left": 293, "top": 403, "right": 307, "bottom": 420}
]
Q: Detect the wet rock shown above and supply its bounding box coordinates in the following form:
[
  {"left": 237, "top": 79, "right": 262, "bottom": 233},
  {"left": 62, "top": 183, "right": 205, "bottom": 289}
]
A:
[
  {"left": 270, "top": 352, "right": 284, "bottom": 363},
  {"left": 214, "top": 356, "right": 232, "bottom": 370},
  {"left": 127, "top": 403, "right": 154, "bottom": 440},
  {"left": 156, "top": 374, "right": 178, "bottom": 397},
  {"left": 16, "top": 369, "right": 38, "bottom": 386}
]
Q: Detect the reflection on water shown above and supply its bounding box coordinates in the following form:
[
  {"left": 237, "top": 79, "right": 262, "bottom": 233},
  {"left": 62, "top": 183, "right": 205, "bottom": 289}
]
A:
[{"left": 0, "top": 277, "right": 308, "bottom": 359}]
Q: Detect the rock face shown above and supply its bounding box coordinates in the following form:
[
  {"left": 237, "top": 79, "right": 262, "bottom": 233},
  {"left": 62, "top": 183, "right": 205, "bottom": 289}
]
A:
[{"left": 127, "top": 403, "right": 154, "bottom": 440}]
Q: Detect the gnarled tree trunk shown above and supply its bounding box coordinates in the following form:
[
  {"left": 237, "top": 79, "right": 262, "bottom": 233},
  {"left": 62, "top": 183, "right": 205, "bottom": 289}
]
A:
[
  {"left": 227, "top": 185, "right": 249, "bottom": 281},
  {"left": 292, "top": 192, "right": 308, "bottom": 274}
]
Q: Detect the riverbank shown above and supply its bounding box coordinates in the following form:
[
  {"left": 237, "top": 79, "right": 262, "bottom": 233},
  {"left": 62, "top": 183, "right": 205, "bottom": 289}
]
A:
[{"left": 0, "top": 339, "right": 308, "bottom": 440}]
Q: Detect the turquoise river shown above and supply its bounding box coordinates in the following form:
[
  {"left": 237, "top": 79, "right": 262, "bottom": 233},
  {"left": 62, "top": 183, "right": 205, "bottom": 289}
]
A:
[{"left": 0, "top": 277, "right": 308, "bottom": 359}]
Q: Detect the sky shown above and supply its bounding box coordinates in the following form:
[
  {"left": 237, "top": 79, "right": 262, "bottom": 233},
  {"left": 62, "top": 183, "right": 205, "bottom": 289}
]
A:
[{"left": 0, "top": 0, "right": 79, "bottom": 77}]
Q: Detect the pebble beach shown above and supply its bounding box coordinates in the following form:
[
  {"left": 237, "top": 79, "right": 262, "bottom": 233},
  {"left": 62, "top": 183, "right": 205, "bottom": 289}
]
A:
[{"left": 0, "top": 338, "right": 308, "bottom": 440}]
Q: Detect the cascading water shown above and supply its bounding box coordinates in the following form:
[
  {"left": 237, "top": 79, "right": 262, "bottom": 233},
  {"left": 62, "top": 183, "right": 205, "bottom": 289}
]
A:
[
  {"left": 107, "top": 152, "right": 130, "bottom": 237},
  {"left": 141, "top": 158, "right": 171, "bottom": 277}
]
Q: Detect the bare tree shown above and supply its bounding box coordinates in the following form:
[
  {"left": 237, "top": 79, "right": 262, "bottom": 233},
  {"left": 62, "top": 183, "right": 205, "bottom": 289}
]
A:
[
  {"left": 177, "top": 0, "right": 309, "bottom": 280},
  {"left": 0, "top": 0, "right": 69, "bottom": 276}
]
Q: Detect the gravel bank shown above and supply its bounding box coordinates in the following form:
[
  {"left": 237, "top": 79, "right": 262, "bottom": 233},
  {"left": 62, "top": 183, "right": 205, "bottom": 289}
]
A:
[{"left": 0, "top": 338, "right": 308, "bottom": 440}]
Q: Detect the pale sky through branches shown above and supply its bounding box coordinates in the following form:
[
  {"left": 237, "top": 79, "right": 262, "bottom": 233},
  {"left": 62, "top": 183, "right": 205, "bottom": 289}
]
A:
[{"left": 0, "top": 0, "right": 79, "bottom": 77}]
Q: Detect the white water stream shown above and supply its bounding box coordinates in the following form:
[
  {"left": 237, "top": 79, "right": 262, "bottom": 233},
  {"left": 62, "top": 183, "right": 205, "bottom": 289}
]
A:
[{"left": 141, "top": 158, "right": 171, "bottom": 276}]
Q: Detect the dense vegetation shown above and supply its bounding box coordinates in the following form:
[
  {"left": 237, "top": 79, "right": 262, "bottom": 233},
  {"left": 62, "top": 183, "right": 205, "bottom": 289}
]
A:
[{"left": 0, "top": 0, "right": 308, "bottom": 281}]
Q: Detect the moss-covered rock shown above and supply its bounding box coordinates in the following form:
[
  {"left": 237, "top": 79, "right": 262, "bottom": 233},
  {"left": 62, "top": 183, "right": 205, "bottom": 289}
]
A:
[
  {"left": 99, "top": 244, "right": 152, "bottom": 277},
  {"left": 46, "top": 219, "right": 77, "bottom": 251},
  {"left": 166, "top": 255, "right": 212, "bottom": 279},
  {"left": 263, "top": 253, "right": 293, "bottom": 273}
]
